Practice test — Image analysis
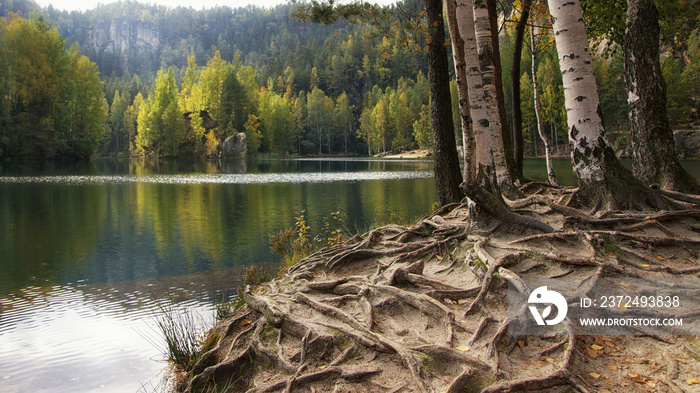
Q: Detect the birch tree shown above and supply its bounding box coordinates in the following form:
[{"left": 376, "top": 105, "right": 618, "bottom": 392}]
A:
[
  {"left": 530, "top": 25, "right": 559, "bottom": 186},
  {"left": 624, "top": 0, "right": 700, "bottom": 193},
  {"left": 454, "top": 0, "right": 518, "bottom": 198},
  {"left": 444, "top": 0, "right": 475, "bottom": 182},
  {"left": 547, "top": 0, "right": 664, "bottom": 209}
]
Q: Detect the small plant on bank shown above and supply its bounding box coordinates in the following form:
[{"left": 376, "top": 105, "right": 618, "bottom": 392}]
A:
[
  {"left": 213, "top": 288, "right": 246, "bottom": 321},
  {"left": 269, "top": 210, "right": 348, "bottom": 271},
  {"left": 243, "top": 265, "right": 272, "bottom": 286}
]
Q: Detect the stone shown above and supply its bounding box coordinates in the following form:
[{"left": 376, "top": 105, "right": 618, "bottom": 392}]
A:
[
  {"left": 223, "top": 133, "right": 247, "bottom": 158},
  {"left": 674, "top": 130, "right": 700, "bottom": 159}
]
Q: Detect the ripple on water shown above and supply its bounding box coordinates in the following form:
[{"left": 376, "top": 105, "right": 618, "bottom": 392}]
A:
[
  {"left": 0, "top": 170, "right": 433, "bottom": 185},
  {"left": 0, "top": 282, "right": 213, "bottom": 393}
]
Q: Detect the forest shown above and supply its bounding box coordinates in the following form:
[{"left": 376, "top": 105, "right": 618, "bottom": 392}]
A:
[{"left": 0, "top": 0, "right": 698, "bottom": 161}]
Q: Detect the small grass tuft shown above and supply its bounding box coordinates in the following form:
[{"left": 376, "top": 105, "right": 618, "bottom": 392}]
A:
[{"left": 152, "top": 300, "right": 205, "bottom": 372}]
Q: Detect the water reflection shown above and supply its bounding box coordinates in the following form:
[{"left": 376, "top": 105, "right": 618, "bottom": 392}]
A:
[{"left": 0, "top": 158, "right": 437, "bottom": 393}]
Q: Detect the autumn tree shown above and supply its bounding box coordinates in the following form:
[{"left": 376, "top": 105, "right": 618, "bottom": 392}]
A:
[{"left": 134, "top": 67, "right": 185, "bottom": 157}]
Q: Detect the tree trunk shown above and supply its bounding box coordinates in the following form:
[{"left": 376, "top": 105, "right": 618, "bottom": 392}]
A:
[
  {"left": 486, "top": 0, "right": 516, "bottom": 180},
  {"left": 444, "top": 0, "right": 475, "bottom": 183},
  {"left": 624, "top": 0, "right": 700, "bottom": 193},
  {"left": 531, "top": 26, "right": 559, "bottom": 187},
  {"left": 471, "top": 0, "right": 519, "bottom": 197},
  {"left": 547, "top": 0, "right": 664, "bottom": 210},
  {"left": 424, "top": 0, "right": 464, "bottom": 205},
  {"left": 510, "top": 0, "right": 532, "bottom": 179}
]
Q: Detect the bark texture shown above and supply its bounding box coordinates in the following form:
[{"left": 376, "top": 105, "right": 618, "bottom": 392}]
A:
[
  {"left": 510, "top": 0, "right": 532, "bottom": 179},
  {"left": 531, "top": 26, "right": 559, "bottom": 187},
  {"left": 444, "top": 0, "right": 476, "bottom": 183},
  {"left": 424, "top": 0, "right": 464, "bottom": 205},
  {"left": 547, "top": 0, "right": 663, "bottom": 210},
  {"left": 471, "top": 0, "right": 518, "bottom": 197},
  {"left": 486, "top": 0, "right": 515, "bottom": 180},
  {"left": 624, "top": 0, "right": 700, "bottom": 193}
]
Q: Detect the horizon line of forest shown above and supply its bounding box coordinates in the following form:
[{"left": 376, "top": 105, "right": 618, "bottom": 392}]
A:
[{"left": 0, "top": 0, "right": 698, "bottom": 161}]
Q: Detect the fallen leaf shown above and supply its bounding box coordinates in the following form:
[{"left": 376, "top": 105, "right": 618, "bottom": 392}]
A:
[
  {"left": 586, "top": 348, "right": 599, "bottom": 358},
  {"left": 638, "top": 359, "right": 649, "bottom": 364},
  {"left": 607, "top": 365, "right": 618, "bottom": 371},
  {"left": 546, "top": 357, "right": 554, "bottom": 364},
  {"left": 591, "top": 344, "right": 604, "bottom": 350},
  {"left": 517, "top": 340, "right": 525, "bottom": 348},
  {"left": 647, "top": 380, "right": 657, "bottom": 388},
  {"left": 533, "top": 361, "right": 544, "bottom": 367},
  {"left": 436, "top": 255, "right": 443, "bottom": 261},
  {"left": 656, "top": 256, "right": 666, "bottom": 261},
  {"left": 456, "top": 345, "right": 469, "bottom": 352},
  {"left": 640, "top": 264, "right": 651, "bottom": 268},
  {"left": 688, "top": 378, "right": 700, "bottom": 385},
  {"left": 590, "top": 373, "right": 601, "bottom": 379},
  {"left": 677, "top": 358, "right": 688, "bottom": 364},
  {"left": 628, "top": 371, "right": 639, "bottom": 379},
  {"left": 241, "top": 320, "right": 251, "bottom": 326},
  {"left": 318, "top": 365, "right": 327, "bottom": 370}
]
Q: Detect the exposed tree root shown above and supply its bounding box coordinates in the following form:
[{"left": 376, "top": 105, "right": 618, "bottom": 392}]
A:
[{"left": 183, "top": 192, "right": 700, "bottom": 393}]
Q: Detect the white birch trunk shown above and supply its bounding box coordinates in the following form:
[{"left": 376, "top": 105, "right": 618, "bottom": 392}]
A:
[
  {"left": 547, "top": 0, "right": 662, "bottom": 209},
  {"left": 444, "top": 0, "right": 476, "bottom": 183},
  {"left": 530, "top": 25, "right": 559, "bottom": 186},
  {"left": 455, "top": 0, "right": 514, "bottom": 194},
  {"left": 547, "top": 0, "right": 609, "bottom": 185}
]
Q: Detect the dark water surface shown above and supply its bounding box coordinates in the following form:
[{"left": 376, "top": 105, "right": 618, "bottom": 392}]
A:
[{"left": 0, "top": 157, "right": 698, "bottom": 392}]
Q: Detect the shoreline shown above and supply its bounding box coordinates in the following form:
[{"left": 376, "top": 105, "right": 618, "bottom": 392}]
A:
[{"left": 177, "top": 189, "right": 700, "bottom": 392}]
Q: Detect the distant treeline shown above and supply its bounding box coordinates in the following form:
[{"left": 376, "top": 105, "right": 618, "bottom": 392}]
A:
[{"left": 1, "top": 0, "right": 698, "bottom": 160}]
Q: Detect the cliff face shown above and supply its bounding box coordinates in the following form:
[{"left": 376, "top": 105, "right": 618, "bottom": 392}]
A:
[{"left": 90, "top": 18, "right": 159, "bottom": 55}]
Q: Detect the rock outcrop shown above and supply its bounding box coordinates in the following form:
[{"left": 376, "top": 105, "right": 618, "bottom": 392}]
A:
[
  {"left": 222, "top": 133, "right": 247, "bottom": 158},
  {"left": 90, "top": 18, "right": 159, "bottom": 56},
  {"left": 674, "top": 129, "right": 700, "bottom": 158}
]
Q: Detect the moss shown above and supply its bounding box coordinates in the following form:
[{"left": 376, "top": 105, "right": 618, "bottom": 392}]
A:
[
  {"left": 473, "top": 257, "right": 488, "bottom": 272},
  {"left": 260, "top": 321, "right": 278, "bottom": 344},
  {"left": 200, "top": 330, "right": 223, "bottom": 354}
]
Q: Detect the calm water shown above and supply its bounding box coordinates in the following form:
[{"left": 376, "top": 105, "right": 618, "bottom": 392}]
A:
[
  {"left": 0, "top": 158, "right": 437, "bottom": 393},
  {"left": 0, "top": 157, "right": 698, "bottom": 392}
]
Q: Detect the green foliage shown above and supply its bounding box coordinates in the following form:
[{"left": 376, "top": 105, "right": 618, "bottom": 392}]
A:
[
  {"left": 0, "top": 14, "right": 106, "bottom": 161},
  {"left": 134, "top": 67, "right": 185, "bottom": 156}
]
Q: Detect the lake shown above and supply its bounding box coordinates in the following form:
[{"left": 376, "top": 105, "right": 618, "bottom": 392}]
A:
[
  {"left": 0, "top": 158, "right": 437, "bottom": 393},
  {"left": 0, "top": 157, "right": 698, "bottom": 392}
]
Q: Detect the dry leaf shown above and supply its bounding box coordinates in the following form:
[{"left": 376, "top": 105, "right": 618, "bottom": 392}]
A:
[
  {"left": 517, "top": 340, "right": 525, "bottom": 348},
  {"left": 688, "top": 378, "right": 700, "bottom": 385},
  {"left": 638, "top": 359, "right": 649, "bottom": 364},
  {"left": 590, "top": 373, "right": 601, "bottom": 379},
  {"left": 318, "top": 365, "right": 327, "bottom": 370},
  {"left": 656, "top": 256, "right": 666, "bottom": 261},
  {"left": 628, "top": 371, "right": 639, "bottom": 379},
  {"left": 591, "top": 344, "right": 604, "bottom": 350},
  {"left": 456, "top": 345, "right": 469, "bottom": 352},
  {"left": 546, "top": 357, "right": 554, "bottom": 363},
  {"left": 607, "top": 365, "right": 618, "bottom": 371},
  {"left": 586, "top": 348, "right": 599, "bottom": 358},
  {"left": 241, "top": 320, "right": 251, "bottom": 326},
  {"left": 640, "top": 264, "right": 651, "bottom": 268},
  {"left": 677, "top": 358, "right": 688, "bottom": 364},
  {"left": 533, "top": 361, "right": 544, "bottom": 367},
  {"left": 436, "top": 255, "right": 443, "bottom": 261}
]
